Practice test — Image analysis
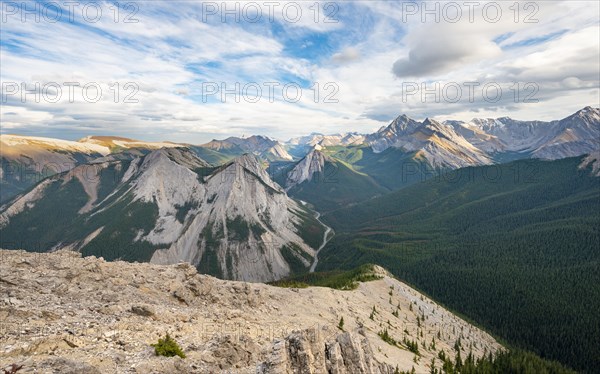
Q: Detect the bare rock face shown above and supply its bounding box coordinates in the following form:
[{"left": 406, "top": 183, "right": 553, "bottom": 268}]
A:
[
  {"left": 258, "top": 327, "right": 393, "bottom": 374},
  {"left": 579, "top": 150, "right": 600, "bottom": 176},
  {"left": 25, "top": 358, "right": 103, "bottom": 374},
  {"left": 457, "top": 106, "right": 600, "bottom": 160},
  {"left": 285, "top": 149, "right": 328, "bottom": 189},
  {"left": 147, "top": 152, "right": 319, "bottom": 281}
]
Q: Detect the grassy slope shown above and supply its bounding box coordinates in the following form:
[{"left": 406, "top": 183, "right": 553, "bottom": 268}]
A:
[
  {"left": 270, "top": 263, "right": 383, "bottom": 290},
  {"left": 318, "top": 156, "right": 600, "bottom": 372}
]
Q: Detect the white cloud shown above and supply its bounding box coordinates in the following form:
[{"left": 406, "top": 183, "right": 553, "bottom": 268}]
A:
[
  {"left": 331, "top": 47, "right": 361, "bottom": 64},
  {"left": 0, "top": 0, "right": 597, "bottom": 142}
]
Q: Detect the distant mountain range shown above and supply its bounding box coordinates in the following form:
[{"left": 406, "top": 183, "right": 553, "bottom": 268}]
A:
[
  {"left": 201, "top": 135, "right": 293, "bottom": 161},
  {"left": 2, "top": 107, "right": 597, "bottom": 203},
  {"left": 290, "top": 106, "right": 599, "bottom": 168},
  {"left": 1, "top": 106, "right": 598, "bottom": 270},
  {"left": 0, "top": 135, "right": 182, "bottom": 202}
]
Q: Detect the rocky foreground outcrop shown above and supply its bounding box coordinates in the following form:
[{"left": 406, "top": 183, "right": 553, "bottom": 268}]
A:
[{"left": 0, "top": 250, "right": 501, "bottom": 373}]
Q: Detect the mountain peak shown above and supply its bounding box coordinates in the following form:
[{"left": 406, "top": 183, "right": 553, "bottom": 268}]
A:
[
  {"left": 571, "top": 106, "right": 599, "bottom": 118},
  {"left": 390, "top": 113, "right": 412, "bottom": 125},
  {"left": 307, "top": 147, "right": 323, "bottom": 155},
  {"left": 422, "top": 117, "right": 437, "bottom": 125},
  {"left": 580, "top": 105, "right": 595, "bottom": 112},
  {"left": 231, "top": 152, "right": 268, "bottom": 175},
  {"left": 227, "top": 153, "right": 284, "bottom": 193},
  {"left": 555, "top": 106, "right": 600, "bottom": 128},
  {"left": 377, "top": 113, "right": 420, "bottom": 136},
  {"left": 144, "top": 147, "right": 209, "bottom": 170},
  {"left": 285, "top": 148, "right": 328, "bottom": 189},
  {"left": 421, "top": 118, "right": 448, "bottom": 132}
]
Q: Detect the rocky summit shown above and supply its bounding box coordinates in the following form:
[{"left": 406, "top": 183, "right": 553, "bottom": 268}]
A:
[{"left": 0, "top": 250, "right": 500, "bottom": 373}]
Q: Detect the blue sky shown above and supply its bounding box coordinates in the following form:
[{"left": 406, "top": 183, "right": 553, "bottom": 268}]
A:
[{"left": 1, "top": 1, "right": 598, "bottom": 143}]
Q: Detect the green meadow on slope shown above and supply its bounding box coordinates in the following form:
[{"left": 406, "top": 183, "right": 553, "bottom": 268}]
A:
[
  {"left": 323, "top": 145, "right": 439, "bottom": 190},
  {"left": 188, "top": 145, "right": 238, "bottom": 166},
  {"left": 317, "top": 156, "right": 600, "bottom": 373}
]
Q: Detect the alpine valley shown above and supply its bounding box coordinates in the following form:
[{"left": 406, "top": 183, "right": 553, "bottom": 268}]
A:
[{"left": 1, "top": 106, "right": 599, "bottom": 373}]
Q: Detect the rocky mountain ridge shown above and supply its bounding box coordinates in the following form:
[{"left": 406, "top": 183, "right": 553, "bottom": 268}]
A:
[
  {"left": 0, "top": 148, "right": 323, "bottom": 282},
  {"left": 0, "top": 250, "right": 502, "bottom": 373},
  {"left": 367, "top": 117, "right": 493, "bottom": 168},
  {"left": 284, "top": 107, "right": 599, "bottom": 168},
  {"left": 449, "top": 106, "right": 600, "bottom": 159}
]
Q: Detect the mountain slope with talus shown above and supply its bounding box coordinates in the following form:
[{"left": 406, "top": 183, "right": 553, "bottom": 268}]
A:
[{"left": 0, "top": 148, "right": 324, "bottom": 282}]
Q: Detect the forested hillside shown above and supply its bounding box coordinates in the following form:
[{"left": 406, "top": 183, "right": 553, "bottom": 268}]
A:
[{"left": 318, "top": 156, "right": 600, "bottom": 372}]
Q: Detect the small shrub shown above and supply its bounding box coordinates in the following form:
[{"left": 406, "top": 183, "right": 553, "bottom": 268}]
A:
[
  {"left": 378, "top": 328, "right": 397, "bottom": 346},
  {"left": 403, "top": 337, "right": 420, "bottom": 355},
  {"left": 151, "top": 334, "right": 186, "bottom": 358}
]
